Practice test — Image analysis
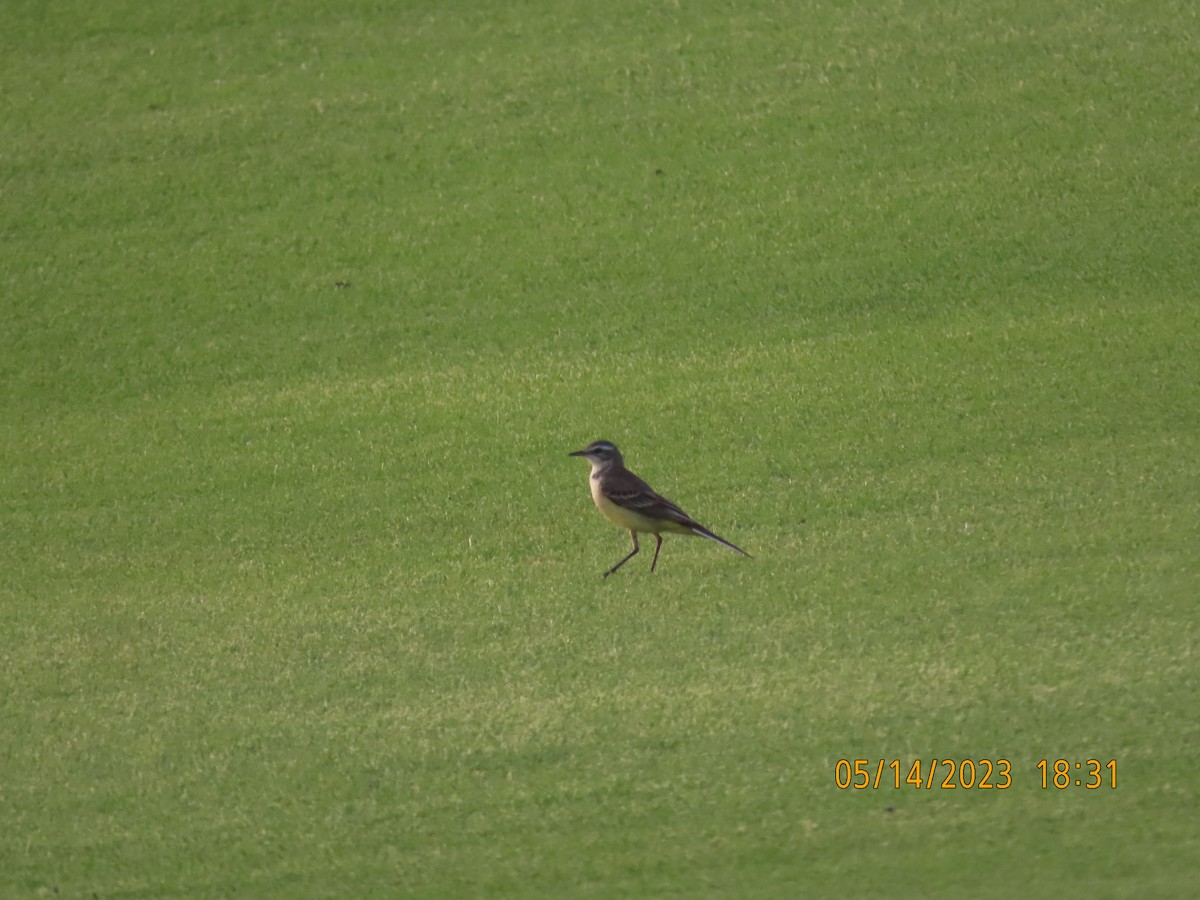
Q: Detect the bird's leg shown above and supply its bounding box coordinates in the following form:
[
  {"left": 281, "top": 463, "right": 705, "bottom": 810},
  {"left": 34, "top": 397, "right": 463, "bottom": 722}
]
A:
[
  {"left": 650, "top": 533, "right": 664, "bottom": 572},
  {"left": 603, "top": 532, "right": 639, "bottom": 578}
]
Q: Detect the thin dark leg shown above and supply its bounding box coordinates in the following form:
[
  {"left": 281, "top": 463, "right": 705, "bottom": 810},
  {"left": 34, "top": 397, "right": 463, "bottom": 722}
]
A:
[
  {"left": 649, "top": 533, "right": 664, "bottom": 572},
  {"left": 603, "top": 532, "right": 639, "bottom": 578}
]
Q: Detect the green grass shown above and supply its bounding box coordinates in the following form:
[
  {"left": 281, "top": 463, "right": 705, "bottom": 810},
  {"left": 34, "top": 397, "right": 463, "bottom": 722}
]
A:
[{"left": 3, "top": 0, "right": 1197, "bottom": 896}]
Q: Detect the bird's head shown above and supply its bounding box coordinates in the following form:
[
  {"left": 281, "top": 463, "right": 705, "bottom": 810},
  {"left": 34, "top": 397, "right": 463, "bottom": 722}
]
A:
[{"left": 569, "top": 439, "right": 624, "bottom": 471}]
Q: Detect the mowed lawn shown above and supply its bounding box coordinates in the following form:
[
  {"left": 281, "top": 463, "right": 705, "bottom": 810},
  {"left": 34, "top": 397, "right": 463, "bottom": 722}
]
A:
[{"left": 3, "top": 1, "right": 1197, "bottom": 896}]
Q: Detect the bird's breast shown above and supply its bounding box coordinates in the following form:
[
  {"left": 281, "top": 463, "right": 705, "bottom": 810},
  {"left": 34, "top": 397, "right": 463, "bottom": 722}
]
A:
[{"left": 589, "top": 472, "right": 606, "bottom": 509}]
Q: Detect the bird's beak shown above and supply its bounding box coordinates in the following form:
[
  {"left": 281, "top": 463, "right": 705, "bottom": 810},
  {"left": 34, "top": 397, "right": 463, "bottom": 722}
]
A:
[{"left": 569, "top": 449, "right": 587, "bottom": 457}]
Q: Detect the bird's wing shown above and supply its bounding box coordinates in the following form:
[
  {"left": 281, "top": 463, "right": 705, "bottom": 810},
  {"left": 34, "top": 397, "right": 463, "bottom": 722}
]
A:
[{"left": 602, "top": 470, "right": 697, "bottom": 526}]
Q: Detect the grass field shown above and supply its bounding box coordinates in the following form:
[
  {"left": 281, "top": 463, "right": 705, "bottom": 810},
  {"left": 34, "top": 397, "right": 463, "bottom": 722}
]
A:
[{"left": 3, "top": 1, "right": 1198, "bottom": 896}]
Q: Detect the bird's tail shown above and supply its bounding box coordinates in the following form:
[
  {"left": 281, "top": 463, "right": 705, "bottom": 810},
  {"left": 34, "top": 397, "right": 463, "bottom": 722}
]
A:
[{"left": 689, "top": 524, "right": 751, "bottom": 558}]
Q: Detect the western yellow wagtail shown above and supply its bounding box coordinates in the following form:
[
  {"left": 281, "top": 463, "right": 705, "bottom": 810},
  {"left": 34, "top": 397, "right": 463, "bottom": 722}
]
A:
[{"left": 569, "top": 440, "right": 750, "bottom": 577}]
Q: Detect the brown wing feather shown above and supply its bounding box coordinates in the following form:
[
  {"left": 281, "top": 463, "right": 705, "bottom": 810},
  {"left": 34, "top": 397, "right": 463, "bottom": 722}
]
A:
[{"left": 602, "top": 469, "right": 698, "bottom": 526}]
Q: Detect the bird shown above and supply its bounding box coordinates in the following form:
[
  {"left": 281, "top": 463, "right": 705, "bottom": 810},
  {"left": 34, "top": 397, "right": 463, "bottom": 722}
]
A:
[{"left": 569, "top": 439, "right": 751, "bottom": 577}]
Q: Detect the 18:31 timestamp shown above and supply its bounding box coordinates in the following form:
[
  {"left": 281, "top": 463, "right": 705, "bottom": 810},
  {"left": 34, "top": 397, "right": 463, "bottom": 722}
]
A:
[{"left": 1038, "top": 759, "right": 1117, "bottom": 789}]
